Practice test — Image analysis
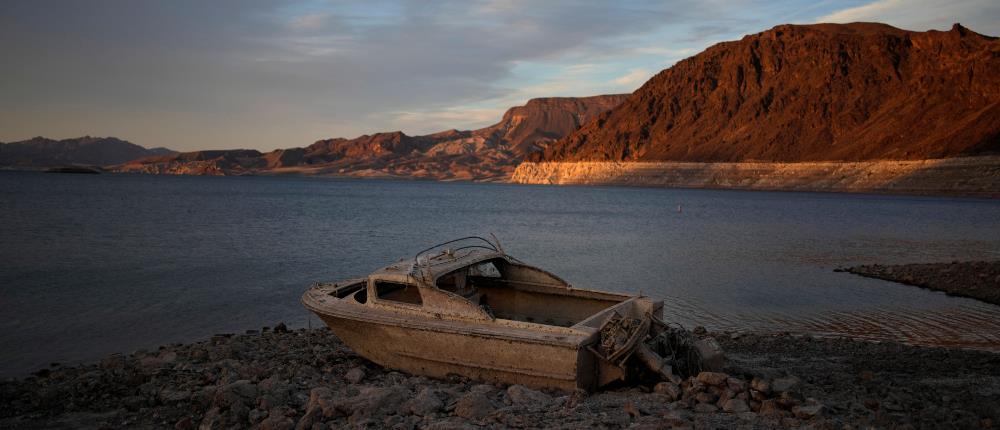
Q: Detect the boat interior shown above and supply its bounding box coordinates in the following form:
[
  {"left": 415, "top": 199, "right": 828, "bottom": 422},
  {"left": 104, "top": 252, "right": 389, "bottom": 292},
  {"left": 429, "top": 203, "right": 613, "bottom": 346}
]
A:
[
  {"left": 348, "top": 256, "right": 629, "bottom": 328},
  {"left": 320, "top": 237, "right": 637, "bottom": 329}
]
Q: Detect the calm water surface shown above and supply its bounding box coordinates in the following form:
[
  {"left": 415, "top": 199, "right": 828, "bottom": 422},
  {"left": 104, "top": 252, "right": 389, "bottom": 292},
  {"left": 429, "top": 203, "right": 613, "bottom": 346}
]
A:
[{"left": 2, "top": 171, "right": 999, "bottom": 376}]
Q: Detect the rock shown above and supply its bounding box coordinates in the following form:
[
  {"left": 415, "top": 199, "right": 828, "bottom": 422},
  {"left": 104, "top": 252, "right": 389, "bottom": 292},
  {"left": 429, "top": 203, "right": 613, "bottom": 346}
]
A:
[
  {"left": 863, "top": 398, "right": 880, "bottom": 410},
  {"left": 722, "top": 398, "right": 750, "bottom": 413},
  {"left": 692, "top": 326, "right": 707, "bottom": 335},
  {"left": 258, "top": 379, "right": 294, "bottom": 410},
  {"left": 406, "top": 388, "right": 444, "bottom": 417},
  {"left": 771, "top": 376, "right": 800, "bottom": 393},
  {"left": 776, "top": 391, "right": 802, "bottom": 409},
  {"left": 198, "top": 407, "right": 224, "bottom": 430},
  {"left": 160, "top": 389, "right": 191, "bottom": 403},
  {"left": 696, "top": 372, "right": 728, "bottom": 386},
  {"left": 793, "top": 403, "right": 826, "bottom": 419},
  {"left": 695, "top": 392, "right": 718, "bottom": 404},
  {"left": 345, "top": 367, "right": 365, "bottom": 384},
  {"left": 859, "top": 370, "right": 875, "bottom": 381},
  {"left": 758, "top": 399, "right": 782, "bottom": 416},
  {"left": 307, "top": 387, "right": 336, "bottom": 418},
  {"left": 213, "top": 380, "right": 257, "bottom": 409},
  {"left": 99, "top": 353, "right": 126, "bottom": 371},
  {"left": 455, "top": 392, "right": 495, "bottom": 421},
  {"left": 159, "top": 350, "right": 178, "bottom": 363},
  {"left": 716, "top": 388, "right": 735, "bottom": 402},
  {"left": 693, "top": 403, "right": 719, "bottom": 413},
  {"left": 295, "top": 406, "right": 321, "bottom": 430},
  {"left": 344, "top": 386, "right": 407, "bottom": 419},
  {"left": 468, "top": 384, "right": 495, "bottom": 395},
  {"left": 654, "top": 382, "right": 682, "bottom": 401},
  {"left": 624, "top": 401, "right": 641, "bottom": 419},
  {"left": 661, "top": 410, "right": 691, "bottom": 427},
  {"left": 750, "top": 377, "right": 771, "bottom": 394},
  {"left": 567, "top": 388, "right": 588, "bottom": 408},
  {"left": 259, "top": 409, "right": 295, "bottom": 430},
  {"left": 424, "top": 418, "right": 481, "bottom": 430},
  {"left": 122, "top": 395, "right": 147, "bottom": 411},
  {"left": 726, "top": 377, "right": 747, "bottom": 393},
  {"left": 600, "top": 410, "right": 631, "bottom": 427},
  {"left": 248, "top": 408, "right": 267, "bottom": 424},
  {"left": 506, "top": 384, "right": 551, "bottom": 407},
  {"left": 174, "top": 416, "right": 194, "bottom": 430}
]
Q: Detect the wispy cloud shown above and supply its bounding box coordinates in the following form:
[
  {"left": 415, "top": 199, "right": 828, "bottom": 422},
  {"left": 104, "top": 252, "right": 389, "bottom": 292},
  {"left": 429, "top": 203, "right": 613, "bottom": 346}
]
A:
[
  {"left": 816, "top": 0, "right": 1000, "bottom": 32},
  {"left": 613, "top": 68, "right": 653, "bottom": 87},
  {"left": 290, "top": 13, "right": 332, "bottom": 31}
]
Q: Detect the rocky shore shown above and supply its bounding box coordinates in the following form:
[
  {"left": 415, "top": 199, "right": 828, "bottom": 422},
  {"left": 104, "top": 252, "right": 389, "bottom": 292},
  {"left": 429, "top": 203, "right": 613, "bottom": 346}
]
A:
[
  {"left": 510, "top": 157, "right": 1000, "bottom": 197},
  {"left": 2, "top": 327, "right": 998, "bottom": 429},
  {"left": 842, "top": 261, "right": 1000, "bottom": 306}
]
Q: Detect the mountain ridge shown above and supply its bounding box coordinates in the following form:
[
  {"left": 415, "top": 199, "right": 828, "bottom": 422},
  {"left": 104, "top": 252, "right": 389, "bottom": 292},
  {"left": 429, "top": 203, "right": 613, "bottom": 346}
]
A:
[
  {"left": 114, "top": 94, "right": 629, "bottom": 179},
  {"left": 0, "top": 136, "right": 174, "bottom": 168},
  {"left": 534, "top": 22, "right": 1000, "bottom": 163}
]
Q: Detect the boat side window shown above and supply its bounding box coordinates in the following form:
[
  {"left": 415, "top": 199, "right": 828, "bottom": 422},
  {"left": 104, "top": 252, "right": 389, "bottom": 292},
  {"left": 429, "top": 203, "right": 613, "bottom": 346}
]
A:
[{"left": 374, "top": 281, "right": 423, "bottom": 305}]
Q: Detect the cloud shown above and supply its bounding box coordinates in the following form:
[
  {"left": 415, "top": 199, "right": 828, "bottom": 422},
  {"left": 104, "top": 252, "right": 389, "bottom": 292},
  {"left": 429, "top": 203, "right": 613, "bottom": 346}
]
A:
[
  {"left": 613, "top": 68, "right": 653, "bottom": 88},
  {"left": 2, "top": 0, "right": 997, "bottom": 151},
  {"left": 290, "top": 13, "right": 332, "bottom": 31},
  {"left": 815, "top": 0, "right": 1000, "bottom": 32},
  {"left": 387, "top": 107, "right": 508, "bottom": 133}
]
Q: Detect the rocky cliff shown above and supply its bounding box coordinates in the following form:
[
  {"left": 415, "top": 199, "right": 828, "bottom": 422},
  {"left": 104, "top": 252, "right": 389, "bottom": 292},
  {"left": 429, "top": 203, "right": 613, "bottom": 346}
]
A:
[
  {"left": 536, "top": 23, "right": 1000, "bottom": 163},
  {"left": 0, "top": 136, "right": 174, "bottom": 168},
  {"left": 515, "top": 23, "right": 1000, "bottom": 195},
  {"left": 115, "top": 95, "right": 628, "bottom": 180}
]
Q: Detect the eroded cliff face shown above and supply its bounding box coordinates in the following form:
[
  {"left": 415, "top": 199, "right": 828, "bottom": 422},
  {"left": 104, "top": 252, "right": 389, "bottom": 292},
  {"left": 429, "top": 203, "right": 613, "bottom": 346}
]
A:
[
  {"left": 537, "top": 23, "right": 1000, "bottom": 163},
  {"left": 511, "top": 157, "right": 1000, "bottom": 197},
  {"left": 114, "top": 95, "right": 628, "bottom": 179}
]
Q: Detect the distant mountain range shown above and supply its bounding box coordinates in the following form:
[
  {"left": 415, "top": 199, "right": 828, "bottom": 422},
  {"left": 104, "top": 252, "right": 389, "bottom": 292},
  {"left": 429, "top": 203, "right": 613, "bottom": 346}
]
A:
[
  {"left": 0, "top": 136, "right": 174, "bottom": 168},
  {"left": 112, "top": 95, "right": 628, "bottom": 179},
  {"left": 6, "top": 22, "right": 1000, "bottom": 196}
]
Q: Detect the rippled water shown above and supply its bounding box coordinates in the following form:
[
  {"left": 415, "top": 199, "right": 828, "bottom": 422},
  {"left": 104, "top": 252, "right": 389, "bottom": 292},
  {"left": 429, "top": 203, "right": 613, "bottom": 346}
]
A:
[{"left": 2, "top": 171, "right": 999, "bottom": 376}]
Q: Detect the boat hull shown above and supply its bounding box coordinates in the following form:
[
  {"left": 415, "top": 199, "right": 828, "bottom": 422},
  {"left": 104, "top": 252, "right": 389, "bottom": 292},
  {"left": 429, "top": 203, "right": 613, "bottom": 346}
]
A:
[{"left": 314, "top": 312, "right": 595, "bottom": 391}]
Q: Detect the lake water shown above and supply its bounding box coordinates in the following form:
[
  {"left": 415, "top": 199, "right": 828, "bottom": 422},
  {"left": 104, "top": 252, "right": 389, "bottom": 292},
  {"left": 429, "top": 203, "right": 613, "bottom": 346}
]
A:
[{"left": 2, "top": 171, "right": 1000, "bottom": 377}]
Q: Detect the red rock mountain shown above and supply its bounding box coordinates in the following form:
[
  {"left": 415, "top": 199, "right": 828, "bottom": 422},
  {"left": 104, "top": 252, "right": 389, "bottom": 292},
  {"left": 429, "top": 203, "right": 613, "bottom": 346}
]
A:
[
  {"left": 0, "top": 136, "right": 174, "bottom": 168},
  {"left": 117, "top": 95, "right": 628, "bottom": 179},
  {"left": 536, "top": 23, "right": 1000, "bottom": 163}
]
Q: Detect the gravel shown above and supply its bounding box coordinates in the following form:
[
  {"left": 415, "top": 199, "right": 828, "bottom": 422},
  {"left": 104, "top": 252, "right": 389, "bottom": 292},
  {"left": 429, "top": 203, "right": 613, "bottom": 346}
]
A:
[{"left": 1, "top": 327, "right": 998, "bottom": 429}]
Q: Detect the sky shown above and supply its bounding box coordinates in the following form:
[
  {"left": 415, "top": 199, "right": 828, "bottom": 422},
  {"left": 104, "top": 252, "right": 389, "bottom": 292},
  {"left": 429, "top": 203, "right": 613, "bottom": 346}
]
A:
[{"left": 2, "top": 0, "right": 998, "bottom": 152}]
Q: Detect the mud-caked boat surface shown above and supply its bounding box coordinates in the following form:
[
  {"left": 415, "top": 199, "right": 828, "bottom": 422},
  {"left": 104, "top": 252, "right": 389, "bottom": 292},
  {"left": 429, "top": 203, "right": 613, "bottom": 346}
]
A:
[{"left": 302, "top": 237, "right": 708, "bottom": 391}]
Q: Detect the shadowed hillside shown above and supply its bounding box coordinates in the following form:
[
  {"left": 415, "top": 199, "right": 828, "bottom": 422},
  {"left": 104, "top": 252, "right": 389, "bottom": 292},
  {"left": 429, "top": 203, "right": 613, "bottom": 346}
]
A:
[{"left": 0, "top": 136, "right": 173, "bottom": 168}]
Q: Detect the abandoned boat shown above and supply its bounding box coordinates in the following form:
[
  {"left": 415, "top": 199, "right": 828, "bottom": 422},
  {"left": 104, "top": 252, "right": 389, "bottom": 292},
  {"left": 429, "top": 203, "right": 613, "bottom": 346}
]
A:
[{"left": 302, "top": 236, "right": 721, "bottom": 391}]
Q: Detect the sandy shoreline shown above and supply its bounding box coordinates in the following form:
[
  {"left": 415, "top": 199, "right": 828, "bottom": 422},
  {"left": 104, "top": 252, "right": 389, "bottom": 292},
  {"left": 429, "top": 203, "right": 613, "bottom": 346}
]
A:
[{"left": 2, "top": 327, "right": 998, "bottom": 429}]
